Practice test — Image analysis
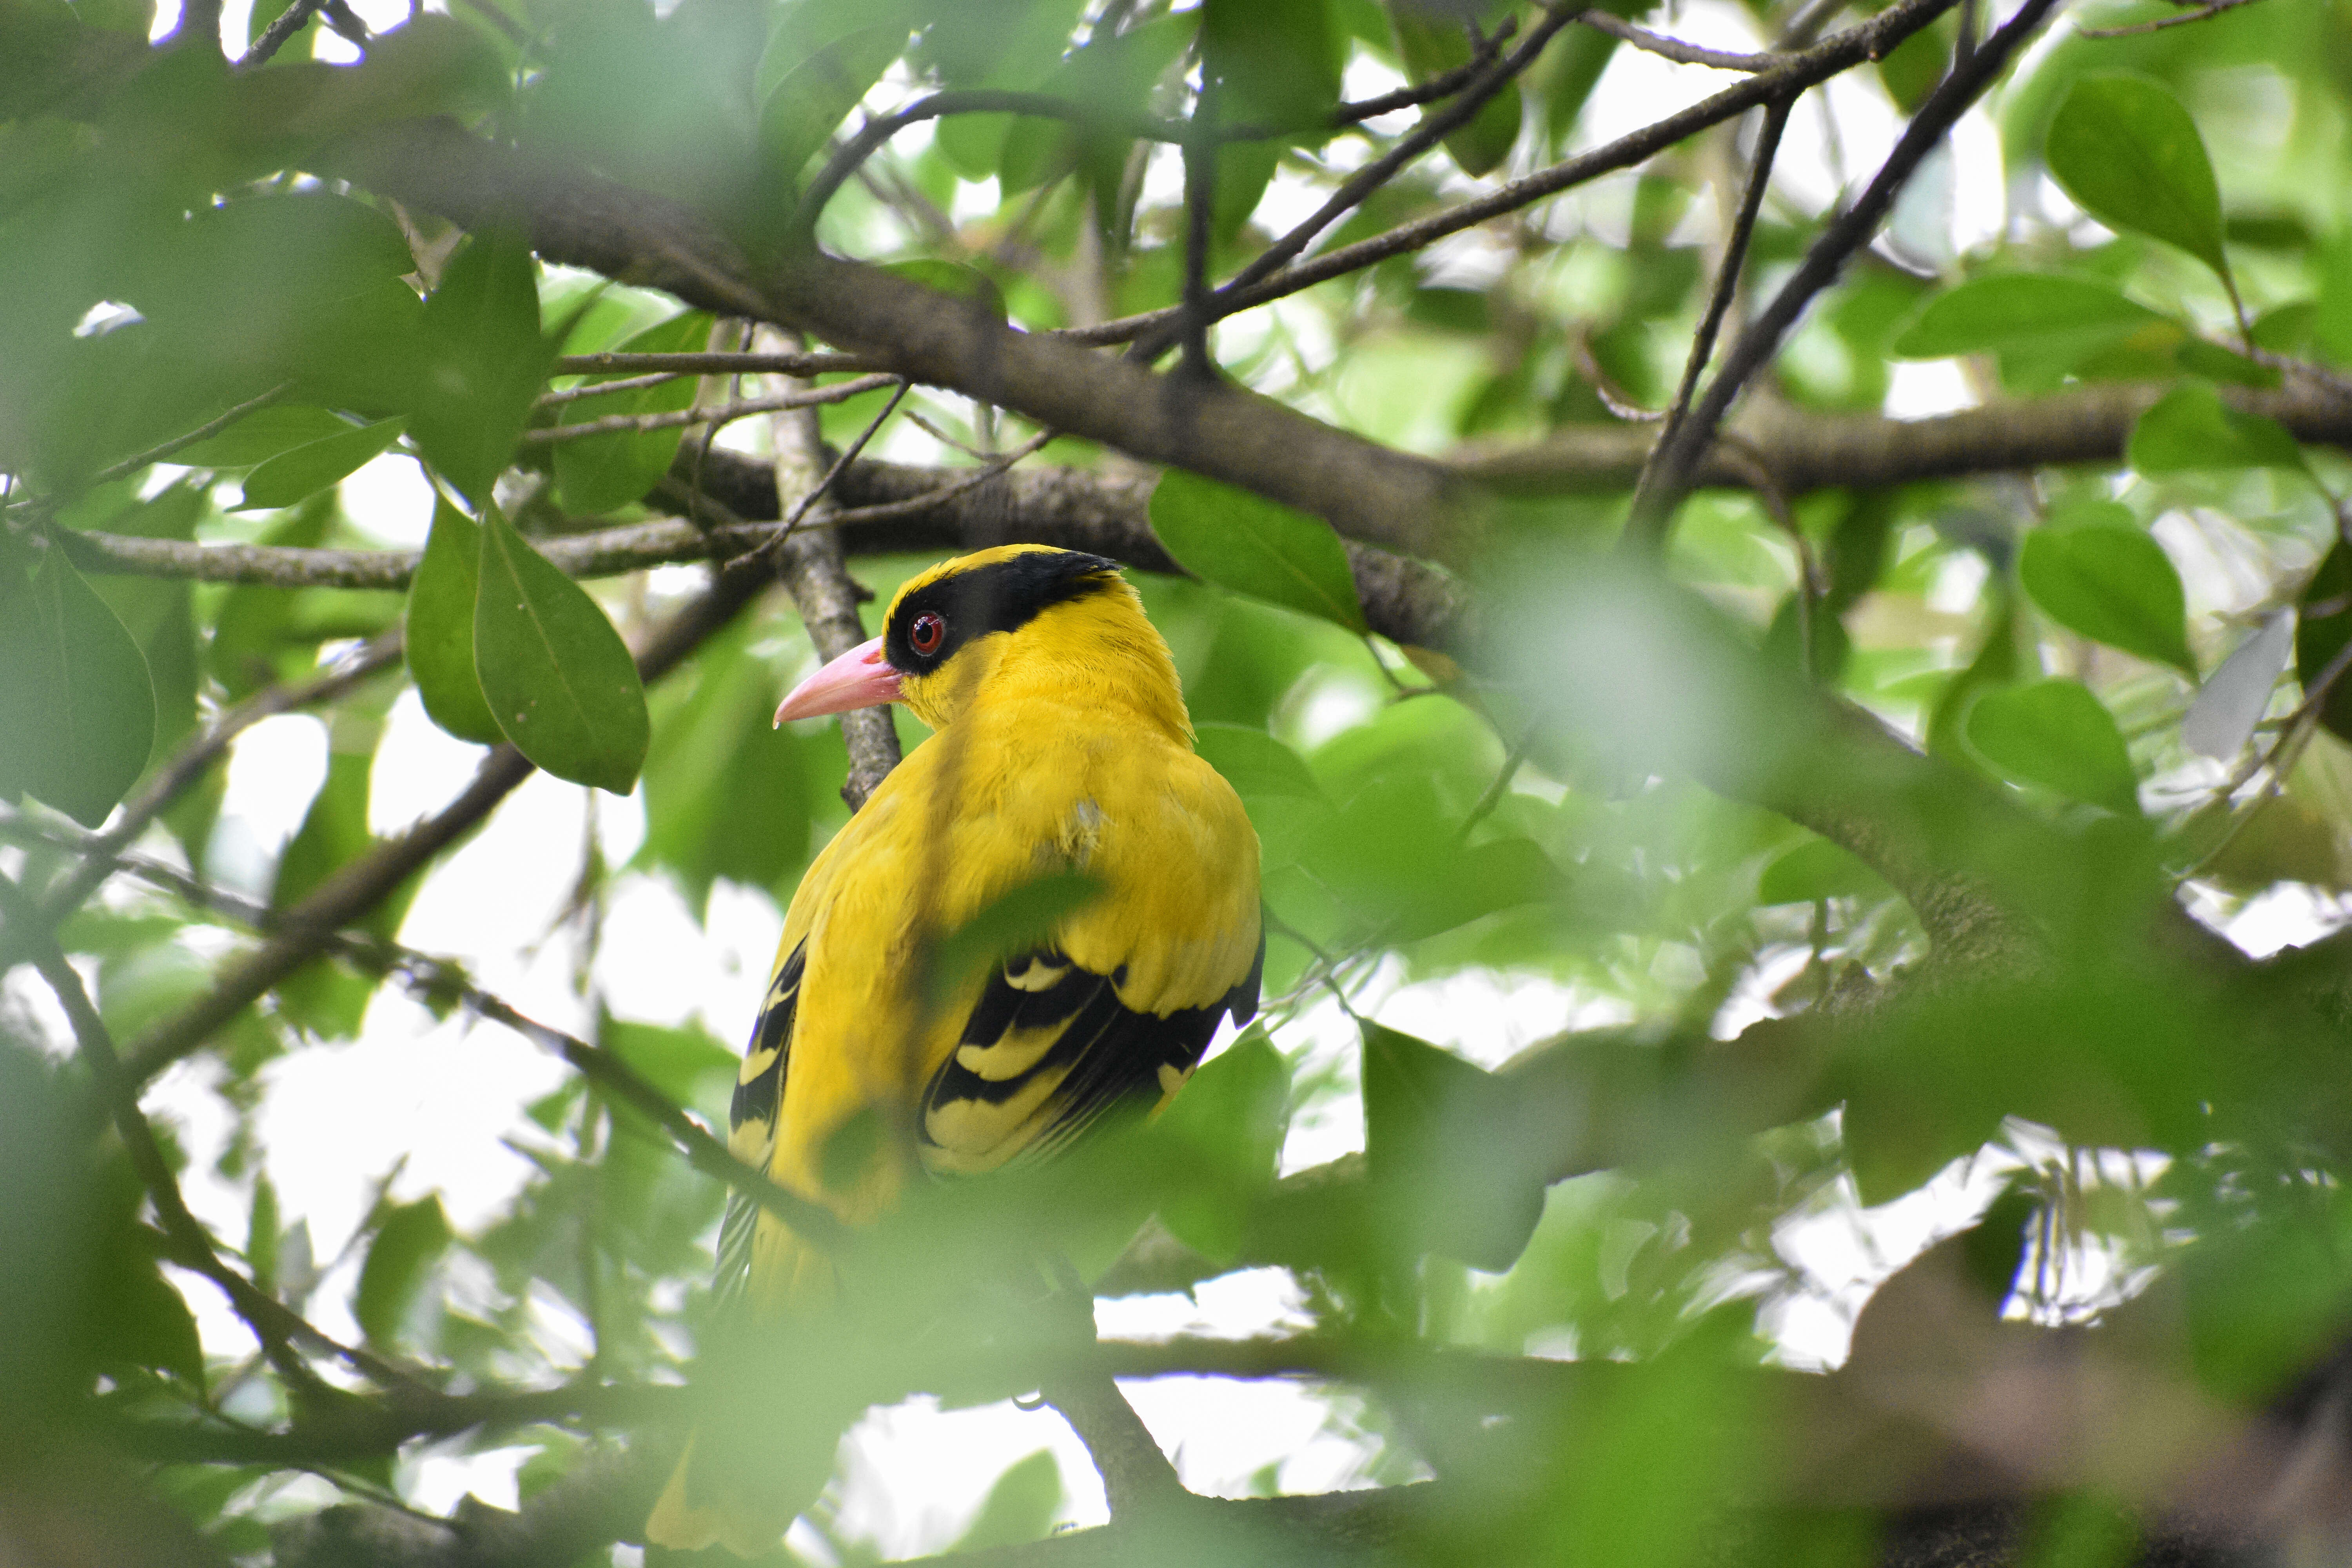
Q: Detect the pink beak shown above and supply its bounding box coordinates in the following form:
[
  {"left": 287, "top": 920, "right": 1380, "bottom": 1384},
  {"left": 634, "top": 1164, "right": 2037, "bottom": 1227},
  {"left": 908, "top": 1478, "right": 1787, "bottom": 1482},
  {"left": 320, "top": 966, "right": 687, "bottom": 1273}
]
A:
[{"left": 774, "top": 636, "right": 902, "bottom": 726}]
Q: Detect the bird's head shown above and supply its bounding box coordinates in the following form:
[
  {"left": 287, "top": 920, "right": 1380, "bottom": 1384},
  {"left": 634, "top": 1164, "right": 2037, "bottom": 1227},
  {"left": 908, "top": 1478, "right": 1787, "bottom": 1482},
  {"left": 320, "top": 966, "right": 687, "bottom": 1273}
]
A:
[{"left": 773, "top": 545, "right": 1186, "bottom": 735}]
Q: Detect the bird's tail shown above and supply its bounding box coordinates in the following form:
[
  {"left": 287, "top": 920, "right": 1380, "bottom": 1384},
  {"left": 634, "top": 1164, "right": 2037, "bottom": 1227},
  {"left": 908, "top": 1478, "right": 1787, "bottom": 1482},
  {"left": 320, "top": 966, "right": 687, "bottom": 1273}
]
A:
[
  {"left": 644, "top": 1235, "right": 844, "bottom": 1557},
  {"left": 645, "top": 1432, "right": 800, "bottom": 1557}
]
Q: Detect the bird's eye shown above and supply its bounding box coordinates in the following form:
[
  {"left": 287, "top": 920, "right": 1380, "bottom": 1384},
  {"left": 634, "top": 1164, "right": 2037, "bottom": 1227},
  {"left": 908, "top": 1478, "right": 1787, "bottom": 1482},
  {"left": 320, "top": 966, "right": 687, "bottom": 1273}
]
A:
[{"left": 909, "top": 612, "right": 945, "bottom": 657}]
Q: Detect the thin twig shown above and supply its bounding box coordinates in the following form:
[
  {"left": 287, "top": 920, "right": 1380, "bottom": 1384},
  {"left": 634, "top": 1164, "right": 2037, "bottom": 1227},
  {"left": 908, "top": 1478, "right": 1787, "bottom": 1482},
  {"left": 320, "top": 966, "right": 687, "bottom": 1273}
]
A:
[
  {"left": 740, "top": 380, "right": 911, "bottom": 569},
  {"left": 2, "top": 633, "right": 405, "bottom": 975},
  {"left": 1624, "top": 0, "right": 2064, "bottom": 549},
  {"left": 0, "top": 869, "right": 423, "bottom": 1396},
  {"left": 523, "top": 374, "right": 900, "bottom": 444},
  {"left": 552, "top": 349, "right": 871, "bottom": 378},
  {"left": 2079, "top": 0, "right": 2265, "bottom": 35},
  {"left": 534, "top": 370, "right": 680, "bottom": 406},
  {"left": 240, "top": 0, "right": 324, "bottom": 65},
  {"left": 1048, "top": 0, "right": 1967, "bottom": 352},
  {"left": 1631, "top": 93, "right": 1796, "bottom": 523},
  {"left": 116, "top": 572, "right": 763, "bottom": 1086},
  {"left": 794, "top": 35, "right": 1531, "bottom": 239},
  {"left": 0, "top": 818, "right": 855, "bottom": 1251},
  {"left": 1333, "top": 18, "right": 1520, "bottom": 123},
  {"left": 1578, "top": 11, "right": 1787, "bottom": 71},
  {"left": 1129, "top": 1, "right": 1585, "bottom": 364}
]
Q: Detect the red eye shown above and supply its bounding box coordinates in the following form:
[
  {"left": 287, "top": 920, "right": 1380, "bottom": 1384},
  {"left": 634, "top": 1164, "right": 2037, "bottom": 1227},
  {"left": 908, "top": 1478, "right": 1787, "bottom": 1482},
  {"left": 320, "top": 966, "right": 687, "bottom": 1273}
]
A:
[{"left": 909, "top": 612, "right": 945, "bottom": 657}]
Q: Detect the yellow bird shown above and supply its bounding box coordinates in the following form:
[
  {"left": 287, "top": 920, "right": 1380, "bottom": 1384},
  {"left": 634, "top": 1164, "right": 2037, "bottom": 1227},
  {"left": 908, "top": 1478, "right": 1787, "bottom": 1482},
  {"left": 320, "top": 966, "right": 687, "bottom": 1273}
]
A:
[{"left": 646, "top": 545, "right": 1263, "bottom": 1555}]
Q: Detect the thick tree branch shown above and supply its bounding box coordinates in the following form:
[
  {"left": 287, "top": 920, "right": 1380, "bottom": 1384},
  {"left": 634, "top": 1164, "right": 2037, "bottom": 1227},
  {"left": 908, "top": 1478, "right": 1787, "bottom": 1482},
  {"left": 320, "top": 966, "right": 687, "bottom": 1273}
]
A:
[
  {"left": 53, "top": 379, "right": 2352, "bottom": 597},
  {"left": 326, "top": 121, "right": 1466, "bottom": 562}
]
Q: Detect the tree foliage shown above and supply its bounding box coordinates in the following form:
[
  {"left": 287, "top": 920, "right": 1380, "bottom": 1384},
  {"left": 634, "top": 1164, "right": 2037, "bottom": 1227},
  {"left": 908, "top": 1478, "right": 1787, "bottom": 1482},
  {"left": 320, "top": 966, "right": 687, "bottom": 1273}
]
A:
[{"left": 6, "top": 0, "right": 2352, "bottom": 1563}]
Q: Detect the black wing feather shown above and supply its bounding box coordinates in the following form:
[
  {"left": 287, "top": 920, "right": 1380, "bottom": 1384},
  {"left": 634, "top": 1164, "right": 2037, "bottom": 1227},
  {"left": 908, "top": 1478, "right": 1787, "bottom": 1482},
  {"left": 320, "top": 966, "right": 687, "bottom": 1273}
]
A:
[{"left": 920, "top": 931, "right": 1265, "bottom": 1171}]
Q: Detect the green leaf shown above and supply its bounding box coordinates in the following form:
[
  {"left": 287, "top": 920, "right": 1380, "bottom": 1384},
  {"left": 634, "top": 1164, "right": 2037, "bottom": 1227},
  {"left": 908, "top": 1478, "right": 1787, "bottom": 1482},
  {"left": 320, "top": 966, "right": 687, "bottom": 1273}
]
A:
[
  {"left": 927, "top": 871, "right": 1104, "bottom": 1009},
  {"left": 1889, "top": 273, "right": 2169, "bottom": 359},
  {"left": 410, "top": 230, "right": 553, "bottom": 502},
  {"left": 472, "top": 505, "right": 650, "bottom": 793},
  {"left": 2018, "top": 521, "right": 2195, "bottom": 675},
  {"left": 233, "top": 416, "right": 406, "bottom": 511},
  {"left": 406, "top": 498, "right": 506, "bottom": 746},
  {"left": 1193, "top": 722, "right": 1322, "bottom": 800},
  {"left": 1757, "top": 837, "right": 1890, "bottom": 905},
  {"left": 2184, "top": 611, "right": 2292, "bottom": 760},
  {"left": 2174, "top": 338, "right": 2279, "bottom": 388},
  {"left": 551, "top": 311, "right": 712, "bottom": 515},
  {"left": 2127, "top": 383, "right": 2306, "bottom": 476},
  {"left": 169, "top": 404, "right": 359, "bottom": 468},
  {"left": 1151, "top": 1030, "right": 1290, "bottom": 1261},
  {"left": 2045, "top": 76, "right": 2230, "bottom": 284},
  {"left": 354, "top": 1196, "right": 451, "bottom": 1345},
  {"left": 1203, "top": 0, "right": 1339, "bottom": 134},
  {"left": 637, "top": 619, "right": 811, "bottom": 915},
  {"left": 763, "top": 25, "right": 911, "bottom": 191},
  {"left": 0, "top": 545, "right": 157, "bottom": 827},
  {"left": 1965, "top": 679, "right": 2141, "bottom": 816},
  {"left": 247, "top": 1176, "right": 281, "bottom": 1297},
  {"left": 1360, "top": 1020, "right": 1547, "bottom": 1271},
  {"left": 601, "top": 1015, "right": 736, "bottom": 1118},
  {"left": 102, "top": 1241, "right": 207, "bottom": 1390},
  {"left": 2294, "top": 542, "right": 2352, "bottom": 748},
  {"left": 1149, "top": 471, "right": 1367, "bottom": 633},
  {"left": 948, "top": 1450, "right": 1064, "bottom": 1554}
]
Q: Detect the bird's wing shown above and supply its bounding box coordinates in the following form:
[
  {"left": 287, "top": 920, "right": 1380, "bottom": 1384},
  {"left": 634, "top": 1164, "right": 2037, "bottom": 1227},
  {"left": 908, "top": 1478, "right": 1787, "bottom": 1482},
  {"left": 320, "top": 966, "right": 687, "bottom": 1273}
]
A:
[
  {"left": 917, "top": 746, "right": 1264, "bottom": 1176},
  {"left": 918, "top": 932, "right": 1262, "bottom": 1173}
]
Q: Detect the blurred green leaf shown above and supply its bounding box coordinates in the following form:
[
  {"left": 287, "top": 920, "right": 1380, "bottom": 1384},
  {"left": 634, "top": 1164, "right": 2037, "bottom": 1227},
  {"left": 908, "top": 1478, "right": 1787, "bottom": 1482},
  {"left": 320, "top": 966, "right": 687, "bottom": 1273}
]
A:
[
  {"left": 2018, "top": 520, "right": 2195, "bottom": 675},
  {"left": 602, "top": 1014, "right": 737, "bottom": 1118},
  {"left": 406, "top": 497, "right": 505, "bottom": 746},
  {"left": 2294, "top": 541, "right": 2352, "bottom": 747},
  {"left": 2127, "top": 382, "right": 2305, "bottom": 475},
  {"left": 880, "top": 260, "right": 1007, "bottom": 324},
  {"left": 1890, "top": 273, "right": 2169, "bottom": 359},
  {"left": 1203, "top": 0, "right": 1340, "bottom": 134},
  {"left": 947, "top": 1449, "right": 1064, "bottom": 1553},
  {"left": 472, "top": 505, "right": 650, "bottom": 793},
  {"left": 1757, "top": 836, "right": 1890, "bottom": 904},
  {"left": 0, "top": 543, "right": 156, "bottom": 828},
  {"left": 1965, "top": 679, "right": 2142, "bottom": 816},
  {"left": 1361, "top": 1020, "right": 1549, "bottom": 1271},
  {"left": 638, "top": 619, "right": 811, "bottom": 915},
  {"left": 354, "top": 1196, "right": 451, "bottom": 1346},
  {"left": 1194, "top": 722, "right": 1323, "bottom": 801},
  {"left": 764, "top": 24, "right": 911, "bottom": 192},
  {"left": 2045, "top": 75, "right": 2231, "bottom": 285},
  {"left": 1152, "top": 1029, "right": 1290, "bottom": 1260},
  {"left": 232, "top": 416, "right": 405, "bottom": 512},
  {"left": 927, "top": 872, "right": 1103, "bottom": 1009},
  {"left": 1150, "top": 471, "right": 1367, "bottom": 633},
  {"left": 169, "top": 405, "right": 357, "bottom": 469},
  {"left": 247, "top": 1177, "right": 281, "bottom": 1298}
]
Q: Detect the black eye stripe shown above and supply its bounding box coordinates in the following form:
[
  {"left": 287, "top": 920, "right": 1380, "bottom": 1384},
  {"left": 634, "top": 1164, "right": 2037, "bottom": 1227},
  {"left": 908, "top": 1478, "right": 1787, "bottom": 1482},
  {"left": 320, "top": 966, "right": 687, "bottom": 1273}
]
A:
[{"left": 884, "top": 550, "right": 1120, "bottom": 673}]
